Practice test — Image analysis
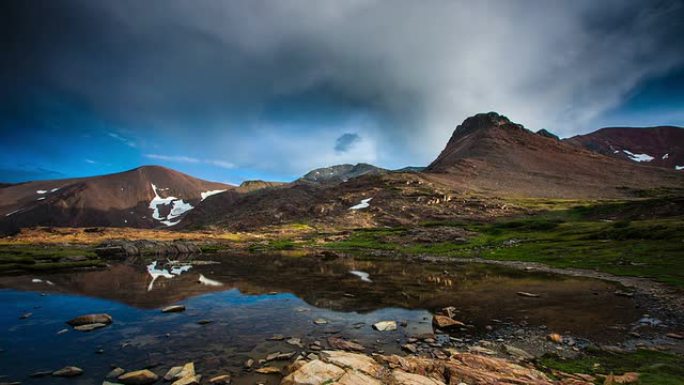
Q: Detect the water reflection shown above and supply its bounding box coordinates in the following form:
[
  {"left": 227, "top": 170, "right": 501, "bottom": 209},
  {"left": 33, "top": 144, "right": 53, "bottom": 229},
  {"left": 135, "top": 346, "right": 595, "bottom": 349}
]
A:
[{"left": 0, "top": 252, "right": 644, "bottom": 385}]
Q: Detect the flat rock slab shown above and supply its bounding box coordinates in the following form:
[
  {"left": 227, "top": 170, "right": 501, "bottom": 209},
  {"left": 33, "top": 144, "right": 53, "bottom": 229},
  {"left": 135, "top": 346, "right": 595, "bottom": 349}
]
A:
[{"left": 67, "top": 313, "right": 113, "bottom": 326}]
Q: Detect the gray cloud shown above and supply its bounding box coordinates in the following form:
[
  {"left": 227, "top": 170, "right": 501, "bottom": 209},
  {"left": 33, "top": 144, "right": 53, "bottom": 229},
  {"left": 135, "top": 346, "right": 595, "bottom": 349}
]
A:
[
  {"left": 335, "top": 133, "right": 361, "bottom": 153},
  {"left": 2, "top": 0, "right": 683, "bottom": 174}
]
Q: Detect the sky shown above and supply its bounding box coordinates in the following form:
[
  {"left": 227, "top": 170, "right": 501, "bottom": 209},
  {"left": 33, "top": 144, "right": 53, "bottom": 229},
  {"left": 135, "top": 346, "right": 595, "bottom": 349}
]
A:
[{"left": 1, "top": 0, "right": 683, "bottom": 184}]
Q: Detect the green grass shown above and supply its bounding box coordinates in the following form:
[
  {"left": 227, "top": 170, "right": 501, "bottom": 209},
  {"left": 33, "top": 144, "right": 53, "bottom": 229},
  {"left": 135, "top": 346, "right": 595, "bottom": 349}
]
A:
[
  {"left": 323, "top": 198, "right": 684, "bottom": 287},
  {"left": 0, "top": 245, "right": 102, "bottom": 272},
  {"left": 540, "top": 349, "right": 684, "bottom": 385}
]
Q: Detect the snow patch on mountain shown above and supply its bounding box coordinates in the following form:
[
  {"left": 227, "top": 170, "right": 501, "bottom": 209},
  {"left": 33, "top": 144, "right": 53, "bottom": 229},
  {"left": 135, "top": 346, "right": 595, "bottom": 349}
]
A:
[
  {"left": 349, "top": 197, "right": 373, "bottom": 210},
  {"left": 676, "top": 165, "right": 684, "bottom": 171},
  {"left": 149, "top": 183, "right": 195, "bottom": 226},
  {"left": 201, "top": 189, "right": 227, "bottom": 201},
  {"left": 662, "top": 153, "right": 669, "bottom": 159},
  {"left": 622, "top": 150, "right": 654, "bottom": 162},
  {"left": 36, "top": 190, "right": 47, "bottom": 194}
]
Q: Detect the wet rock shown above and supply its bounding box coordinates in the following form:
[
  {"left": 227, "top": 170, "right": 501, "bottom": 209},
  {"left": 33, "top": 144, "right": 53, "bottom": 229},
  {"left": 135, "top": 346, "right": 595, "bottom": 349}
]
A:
[
  {"left": 52, "top": 366, "right": 83, "bottom": 377},
  {"left": 197, "top": 320, "right": 213, "bottom": 325},
  {"left": 164, "top": 366, "right": 183, "bottom": 381},
  {"left": 255, "top": 367, "right": 281, "bottom": 374},
  {"left": 313, "top": 318, "right": 328, "bottom": 325},
  {"left": 327, "top": 337, "right": 365, "bottom": 352},
  {"left": 266, "top": 352, "right": 296, "bottom": 361},
  {"left": 666, "top": 332, "right": 684, "bottom": 340},
  {"left": 286, "top": 338, "right": 304, "bottom": 348},
  {"left": 281, "top": 360, "right": 344, "bottom": 385},
  {"left": 208, "top": 374, "right": 232, "bottom": 384},
  {"left": 432, "top": 315, "right": 465, "bottom": 329},
  {"left": 118, "top": 369, "right": 159, "bottom": 385},
  {"left": 30, "top": 370, "right": 53, "bottom": 377},
  {"left": 161, "top": 305, "right": 186, "bottom": 313},
  {"left": 107, "top": 367, "right": 125, "bottom": 379},
  {"left": 372, "top": 320, "right": 397, "bottom": 331},
  {"left": 268, "top": 334, "right": 286, "bottom": 341},
  {"left": 74, "top": 322, "right": 108, "bottom": 332},
  {"left": 242, "top": 358, "right": 255, "bottom": 370},
  {"left": 402, "top": 343, "right": 418, "bottom": 353},
  {"left": 67, "top": 313, "right": 113, "bottom": 326},
  {"left": 442, "top": 306, "right": 457, "bottom": 319}
]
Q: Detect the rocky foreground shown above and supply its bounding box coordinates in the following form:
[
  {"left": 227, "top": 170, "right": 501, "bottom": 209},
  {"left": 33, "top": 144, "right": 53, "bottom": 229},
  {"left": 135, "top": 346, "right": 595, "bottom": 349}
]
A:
[{"left": 278, "top": 350, "right": 630, "bottom": 385}]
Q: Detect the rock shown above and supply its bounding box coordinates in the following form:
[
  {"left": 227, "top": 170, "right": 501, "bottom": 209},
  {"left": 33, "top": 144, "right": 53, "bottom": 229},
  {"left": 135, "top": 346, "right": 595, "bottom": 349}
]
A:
[
  {"left": 107, "top": 367, "right": 126, "bottom": 379},
  {"left": 30, "top": 370, "right": 53, "bottom": 377},
  {"left": 162, "top": 305, "right": 186, "bottom": 313},
  {"left": 244, "top": 358, "right": 254, "bottom": 369},
  {"left": 19, "top": 312, "right": 32, "bottom": 319},
  {"left": 286, "top": 338, "right": 304, "bottom": 348},
  {"left": 266, "top": 352, "right": 296, "bottom": 361},
  {"left": 118, "top": 369, "right": 159, "bottom": 385},
  {"left": 313, "top": 318, "right": 328, "bottom": 325},
  {"left": 57, "top": 328, "right": 69, "bottom": 335},
  {"left": 67, "top": 313, "right": 113, "bottom": 326},
  {"left": 103, "top": 382, "right": 124, "bottom": 385},
  {"left": 468, "top": 346, "right": 497, "bottom": 355},
  {"left": 391, "top": 369, "right": 446, "bottom": 385},
  {"left": 503, "top": 345, "right": 534, "bottom": 360},
  {"left": 321, "top": 351, "right": 382, "bottom": 377},
  {"left": 171, "top": 375, "right": 201, "bottom": 385},
  {"left": 255, "top": 367, "right": 281, "bottom": 374},
  {"left": 666, "top": 332, "right": 684, "bottom": 340},
  {"left": 164, "top": 366, "right": 183, "bottom": 381},
  {"left": 372, "top": 320, "right": 397, "bottom": 331},
  {"left": 611, "top": 372, "right": 640, "bottom": 384},
  {"left": 547, "top": 333, "right": 563, "bottom": 344},
  {"left": 432, "top": 315, "right": 465, "bottom": 329},
  {"left": 52, "top": 366, "right": 84, "bottom": 377},
  {"left": 197, "top": 319, "right": 213, "bottom": 325},
  {"left": 516, "top": 291, "right": 540, "bottom": 298},
  {"left": 208, "top": 374, "right": 231, "bottom": 384},
  {"left": 336, "top": 370, "right": 383, "bottom": 385},
  {"left": 281, "top": 360, "right": 344, "bottom": 385},
  {"left": 327, "top": 337, "right": 365, "bottom": 352},
  {"left": 74, "top": 322, "right": 108, "bottom": 332},
  {"left": 268, "top": 334, "right": 286, "bottom": 341}
]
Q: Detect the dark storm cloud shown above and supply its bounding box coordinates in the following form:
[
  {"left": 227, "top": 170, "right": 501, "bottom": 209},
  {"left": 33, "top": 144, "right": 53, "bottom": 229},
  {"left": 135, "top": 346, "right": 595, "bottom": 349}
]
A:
[
  {"left": 2, "top": 0, "right": 684, "bottom": 176},
  {"left": 335, "top": 133, "right": 361, "bottom": 153}
]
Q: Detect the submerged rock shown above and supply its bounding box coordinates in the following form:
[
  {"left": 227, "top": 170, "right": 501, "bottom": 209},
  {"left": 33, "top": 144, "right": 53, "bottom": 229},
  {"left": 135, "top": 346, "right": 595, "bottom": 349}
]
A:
[
  {"left": 52, "top": 366, "right": 84, "bottom": 377},
  {"left": 162, "top": 305, "right": 186, "bottom": 313},
  {"left": 327, "top": 337, "right": 365, "bottom": 352},
  {"left": 67, "top": 313, "right": 113, "bottom": 326},
  {"left": 74, "top": 322, "right": 108, "bottom": 332}
]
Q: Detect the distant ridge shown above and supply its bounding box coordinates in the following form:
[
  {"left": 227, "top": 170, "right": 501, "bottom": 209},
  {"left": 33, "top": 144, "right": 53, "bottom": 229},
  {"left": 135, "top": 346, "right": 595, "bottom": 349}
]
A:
[
  {"left": 0, "top": 165, "right": 232, "bottom": 233},
  {"left": 298, "top": 163, "right": 387, "bottom": 184},
  {"left": 565, "top": 126, "right": 684, "bottom": 170}
]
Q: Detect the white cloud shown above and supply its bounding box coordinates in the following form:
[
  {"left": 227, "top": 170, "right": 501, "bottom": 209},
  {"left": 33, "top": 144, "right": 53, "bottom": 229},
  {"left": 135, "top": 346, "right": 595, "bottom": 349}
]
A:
[
  {"left": 144, "top": 154, "right": 235, "bottom": 169},
  {"left": 84, "top": 158, "right": 96, "bottom": 164}
]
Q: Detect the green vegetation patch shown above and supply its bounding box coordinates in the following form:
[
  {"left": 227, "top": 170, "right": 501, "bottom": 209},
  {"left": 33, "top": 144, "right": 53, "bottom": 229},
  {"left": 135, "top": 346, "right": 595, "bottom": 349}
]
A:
[
  {"left": 540, "top": 349, "right": 684, "bottom": 385},
  {"left": 0, "top": 245, "right": 103, "bottom": 272}
]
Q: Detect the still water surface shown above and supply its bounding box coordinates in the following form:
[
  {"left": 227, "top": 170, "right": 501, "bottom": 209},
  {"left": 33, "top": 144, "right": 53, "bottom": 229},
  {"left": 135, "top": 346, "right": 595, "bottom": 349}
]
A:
[{"left": 0, "top": 252, "right": 640, "bottom": 384}]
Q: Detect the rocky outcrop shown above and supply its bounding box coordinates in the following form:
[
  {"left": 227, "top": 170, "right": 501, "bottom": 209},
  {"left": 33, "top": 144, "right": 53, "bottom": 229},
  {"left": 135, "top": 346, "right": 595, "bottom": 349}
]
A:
[
  {"left": 279, "top": 350, "right": 595, "bottom": 385},
  {"left": 94, "top": 240, "right": 201, "bottom": 258}
]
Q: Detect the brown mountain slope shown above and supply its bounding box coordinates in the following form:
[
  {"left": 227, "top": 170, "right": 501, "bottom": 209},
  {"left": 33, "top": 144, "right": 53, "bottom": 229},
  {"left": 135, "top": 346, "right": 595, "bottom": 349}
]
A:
[
  {"left": 425, "top": 112, "right": 683, "bottom": 198},
  {"left": 565, "top": 126, "right": 684, "bottom": 170},
  {"left": 0, "top": 166, "right": 231, "bottom": 233}
]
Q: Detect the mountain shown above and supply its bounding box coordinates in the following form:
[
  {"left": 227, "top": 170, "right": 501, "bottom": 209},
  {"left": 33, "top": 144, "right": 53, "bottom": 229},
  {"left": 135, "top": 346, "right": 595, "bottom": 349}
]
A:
[
  {"left": 298, "top": 163, "right": 387, "bottom": 184},
  {"left": 425, "top": 112, "right": 683, "bottom": 198},
  {"left": 565, "top": 126, "right": 684, "bottom": 170},
  {"left": 0, "top": 166, "right": 231, "bottom": 233}
]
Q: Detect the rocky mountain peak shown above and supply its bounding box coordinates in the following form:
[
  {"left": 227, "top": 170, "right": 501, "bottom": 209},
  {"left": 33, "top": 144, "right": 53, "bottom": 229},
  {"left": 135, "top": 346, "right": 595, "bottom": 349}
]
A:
[{"left": 454, "top": 112, "right": 521, "bottom": 135}]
